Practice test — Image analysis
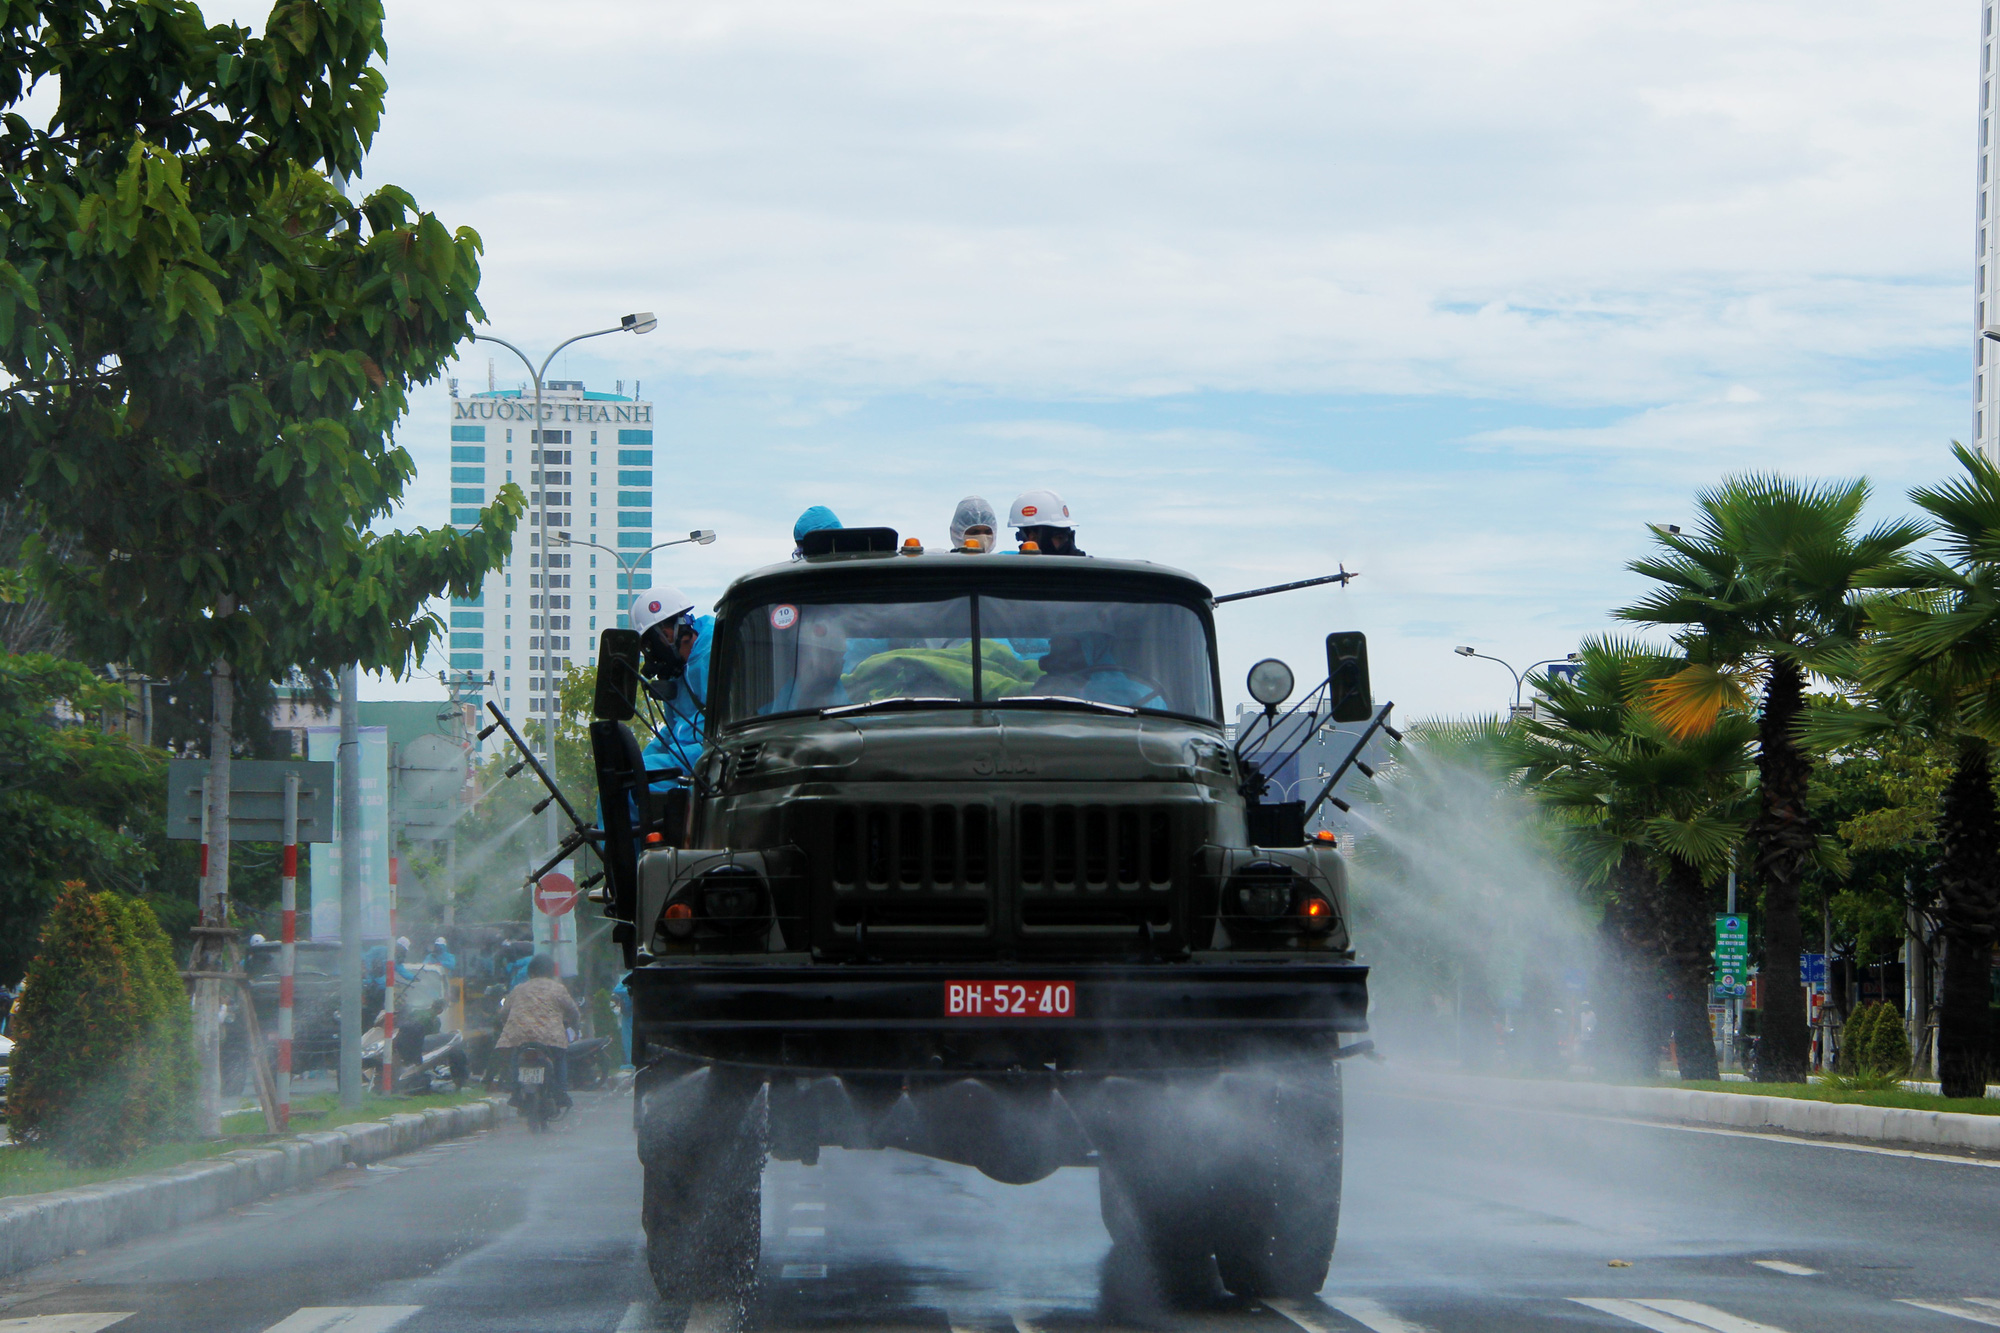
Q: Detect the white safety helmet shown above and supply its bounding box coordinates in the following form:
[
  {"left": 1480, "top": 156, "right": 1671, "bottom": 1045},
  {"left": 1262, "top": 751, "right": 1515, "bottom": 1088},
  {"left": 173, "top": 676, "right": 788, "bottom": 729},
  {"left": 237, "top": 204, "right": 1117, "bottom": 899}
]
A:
[
  {"left": 1008, "top": 490, "right": 1073, "bottom": 530},
  {"left": 630, "top": 587, "right": 695, "bottom": 637}
]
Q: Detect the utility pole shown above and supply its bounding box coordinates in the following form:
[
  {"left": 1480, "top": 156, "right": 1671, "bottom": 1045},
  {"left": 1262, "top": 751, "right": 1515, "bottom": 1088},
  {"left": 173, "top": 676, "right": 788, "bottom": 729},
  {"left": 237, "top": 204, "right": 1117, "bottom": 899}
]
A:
[
  {"left": 338, "top": 664, "right": 364, "bottom": 1108},
  {"left": 194, "top": 654, "right": 234, "bottom": 1137}
]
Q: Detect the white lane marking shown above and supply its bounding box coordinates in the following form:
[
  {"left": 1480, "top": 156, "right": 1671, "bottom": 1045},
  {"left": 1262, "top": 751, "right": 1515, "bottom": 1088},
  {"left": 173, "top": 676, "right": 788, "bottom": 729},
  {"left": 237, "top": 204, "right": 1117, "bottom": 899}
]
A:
[
  {"left": 1900, "top": 1300, "right": 2000, "bottom": 1328},
  {"left": 260, "top": 1310, "right": 423, "bottom": 1333},
  {"left": 1385, "top": 1092, "right": 2000, "bottom": 1169},
  {"left": 786, "top": 1225, "right": 826, "bottom": 1238},
  {"left": 779, "top": 1262, "right": 828, "bottom": 1279},
  {"left": 1631, "top": 1299, "right": 1795, "bottom": 1333},
  {"left": 615, "top": 1304, "right": 663, "bottom": 1333},
  {"left": 0, "top": 1318, "right": 136, "bottom": 1332},
  {"left": 1751, "top": 1260, "right": 1819, "bottom": 1276},
  {"left": 1273, "top": 1296, "right": 1438, "bottom": 1333},
  {"left": 683, "top": 1304, "right": 736, "bottom": 1333},
  {"left": 1011, "top": 1313, "right": 1044, "bottom": 1333},
  {"left": 1571, "top": 1300, "right": 1724, "bottom": 1333},
  {"left": 790, "top": 1201, "right": 826, "bottom": 1212}
]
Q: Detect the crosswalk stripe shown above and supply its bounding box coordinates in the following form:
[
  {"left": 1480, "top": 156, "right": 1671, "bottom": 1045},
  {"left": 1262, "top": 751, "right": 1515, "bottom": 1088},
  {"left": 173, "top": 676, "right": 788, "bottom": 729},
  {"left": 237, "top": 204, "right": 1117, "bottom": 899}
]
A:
[
  {"left": 1273, "top": 1296, "right": 1438, "bottom": 1333},
  {"left": 0, "top": 1318, "right": 135, "bottom": 1332},
  {"left": 1900, "top": 1300, "right": 2000, "bottom": 1328},
  {"left": 1751, "top": 1260, "right": 1818, "bottom": 1276},
  {"left": 260, "top": 1310, "right": 422, "bottom": 1333},
  {"left": 1571, "top": 1299, "right": 1749, "bottom": 1333}
]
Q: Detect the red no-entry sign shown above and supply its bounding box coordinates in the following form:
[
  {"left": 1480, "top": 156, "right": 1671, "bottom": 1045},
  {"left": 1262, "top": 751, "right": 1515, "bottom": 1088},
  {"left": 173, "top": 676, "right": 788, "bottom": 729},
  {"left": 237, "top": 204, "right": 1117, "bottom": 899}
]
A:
[{"left": 534, "top": 872, "right": 580, "bottom": 917}]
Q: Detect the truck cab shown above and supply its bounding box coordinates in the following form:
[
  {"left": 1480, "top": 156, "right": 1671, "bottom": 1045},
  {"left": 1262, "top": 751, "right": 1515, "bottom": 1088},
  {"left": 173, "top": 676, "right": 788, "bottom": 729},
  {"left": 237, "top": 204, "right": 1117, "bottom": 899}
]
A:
[{"left": 589, "top": 538, "right": 1369, "bottom": 1305}]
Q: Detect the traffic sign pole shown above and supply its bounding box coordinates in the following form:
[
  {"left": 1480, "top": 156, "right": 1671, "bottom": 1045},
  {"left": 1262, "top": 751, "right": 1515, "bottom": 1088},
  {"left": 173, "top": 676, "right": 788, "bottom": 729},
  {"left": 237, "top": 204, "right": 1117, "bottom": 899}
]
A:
[{"left": 277, "top": 772, "right": 297, "bottom": 1132}]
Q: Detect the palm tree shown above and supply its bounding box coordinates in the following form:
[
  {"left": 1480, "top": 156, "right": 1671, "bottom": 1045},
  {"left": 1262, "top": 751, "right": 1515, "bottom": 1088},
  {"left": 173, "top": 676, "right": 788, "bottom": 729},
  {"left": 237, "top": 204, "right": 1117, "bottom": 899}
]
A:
[
  {"left": 1505, "top": 638, "right": 1756, "bottom": 1082},
  {"left": 1616, "top": 477, "right": 1926, "bottom": 1082},
  {"left": 1840, "top": 444, "right": 2000, "bottom": 1097}
]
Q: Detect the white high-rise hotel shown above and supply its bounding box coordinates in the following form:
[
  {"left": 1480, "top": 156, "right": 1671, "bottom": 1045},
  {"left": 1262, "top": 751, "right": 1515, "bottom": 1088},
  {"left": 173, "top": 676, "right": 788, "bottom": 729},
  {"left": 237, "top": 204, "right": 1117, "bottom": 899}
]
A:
[
  {"left": 444, "top": 380, "right": 657, "bottom": 730},
  {"left": 1981, "top": 0, "right": 2000, "bottom": 456}
]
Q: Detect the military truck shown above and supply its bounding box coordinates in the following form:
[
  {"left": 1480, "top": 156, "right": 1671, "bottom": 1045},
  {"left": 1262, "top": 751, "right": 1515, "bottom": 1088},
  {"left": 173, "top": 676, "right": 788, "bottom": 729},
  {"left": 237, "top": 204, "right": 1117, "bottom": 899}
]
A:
[{"left": 584, "top": 530, "right": 1373, "bottom": 1303}]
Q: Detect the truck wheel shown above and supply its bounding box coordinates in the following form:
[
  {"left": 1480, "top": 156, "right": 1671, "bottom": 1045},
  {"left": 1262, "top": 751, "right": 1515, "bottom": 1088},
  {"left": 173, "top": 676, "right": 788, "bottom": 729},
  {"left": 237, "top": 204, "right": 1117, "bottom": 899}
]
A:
[
  {"left": 1209, "top": 1064, "right": 1343, "bottom": 1299},
  {"left": 639, "top": 1067, "right": 767, "bottom": 1304},
  {"left": 1097, "top": 1159, "right": 1218, "bottom": 1304}
]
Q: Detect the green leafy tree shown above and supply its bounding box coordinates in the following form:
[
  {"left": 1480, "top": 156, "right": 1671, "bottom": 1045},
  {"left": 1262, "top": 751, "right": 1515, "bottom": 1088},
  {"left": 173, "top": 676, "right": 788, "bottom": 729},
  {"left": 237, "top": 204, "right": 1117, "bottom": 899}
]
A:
[
  {"left": 1617, "top": 477, "right": 1925, "bottom": 1082},
  {"left": 0, "top": 653, "right": 163, "bottom": 979},
  {"left": 1836, "top": 444, "right": 2000, "bottom": 1096},
  {"left": 0, "top": 0, "right": 521, "bottom": 1129},
  {"left": 1504, "top": 637, "right": 1757, "bottom": 1082},
  {"left": 5, "top": 885, "right": 145, "bottom": 1165}
]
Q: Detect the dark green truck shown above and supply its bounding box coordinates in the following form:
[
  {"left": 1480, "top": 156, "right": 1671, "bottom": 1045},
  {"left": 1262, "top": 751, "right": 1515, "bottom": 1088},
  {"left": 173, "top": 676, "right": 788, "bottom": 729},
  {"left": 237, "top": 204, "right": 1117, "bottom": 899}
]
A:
[{"left": 586, "top": 536, "right": 1371, "bottom": 1303}]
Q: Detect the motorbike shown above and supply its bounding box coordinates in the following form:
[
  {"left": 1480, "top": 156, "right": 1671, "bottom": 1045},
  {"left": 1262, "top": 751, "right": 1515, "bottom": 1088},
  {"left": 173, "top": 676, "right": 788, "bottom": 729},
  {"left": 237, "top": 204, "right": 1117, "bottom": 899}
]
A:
[
  {"left": 361, "top": 1024, "right": 470, "bottom": 1095},
  {"left": 564, "top": 1036, "right": 614, "bottom": 1090},
  {"left": 511, "top": 1042, "right": 566, "bottom": 1132}
]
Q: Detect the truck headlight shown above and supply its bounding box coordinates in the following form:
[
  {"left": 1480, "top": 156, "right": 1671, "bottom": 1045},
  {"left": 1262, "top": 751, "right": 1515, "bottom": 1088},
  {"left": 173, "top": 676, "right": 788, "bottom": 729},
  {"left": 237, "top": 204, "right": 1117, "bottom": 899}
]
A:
[
  {"left": 697, "top": 865, "right": 768, "bottom": 927},
  {"left": 1225, "top": 861, "right": 1299, "bottom": 921}
]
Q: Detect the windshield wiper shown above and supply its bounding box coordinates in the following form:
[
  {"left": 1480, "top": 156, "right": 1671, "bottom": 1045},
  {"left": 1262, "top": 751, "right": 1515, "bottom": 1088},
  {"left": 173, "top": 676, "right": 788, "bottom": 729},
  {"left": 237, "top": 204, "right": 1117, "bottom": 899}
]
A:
[
  {"left": 986, "top": 695, "right": 1137, "bottom": 717},
  {"left": 820, "top": 696, "right": 967, "bottom": 718}
]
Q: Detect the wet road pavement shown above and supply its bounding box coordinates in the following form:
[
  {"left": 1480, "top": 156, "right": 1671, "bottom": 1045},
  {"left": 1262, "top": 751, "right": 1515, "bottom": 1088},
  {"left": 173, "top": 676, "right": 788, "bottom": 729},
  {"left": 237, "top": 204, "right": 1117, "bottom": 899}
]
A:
[{"left": 0, "top": 1063, "right": 1995, "bottom": 1332}]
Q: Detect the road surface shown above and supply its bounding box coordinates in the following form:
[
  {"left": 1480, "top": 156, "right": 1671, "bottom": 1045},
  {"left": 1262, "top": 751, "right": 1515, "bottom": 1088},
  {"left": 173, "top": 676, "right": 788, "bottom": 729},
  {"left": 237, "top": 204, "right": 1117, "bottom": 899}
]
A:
[{"left": 0, "top": 1064, "right": 1994, "bottom": 1332}]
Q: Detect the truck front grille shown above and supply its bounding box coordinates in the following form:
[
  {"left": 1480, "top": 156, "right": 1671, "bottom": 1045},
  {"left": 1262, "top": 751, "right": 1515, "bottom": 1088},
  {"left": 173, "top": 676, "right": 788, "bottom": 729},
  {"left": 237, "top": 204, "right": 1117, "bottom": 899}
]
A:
[
  {"left": 832, "top": 803, "right": 991, "bottom": 892},
  {"left": 1017, "top": 803, "right": 1175, "bottom": 892}
]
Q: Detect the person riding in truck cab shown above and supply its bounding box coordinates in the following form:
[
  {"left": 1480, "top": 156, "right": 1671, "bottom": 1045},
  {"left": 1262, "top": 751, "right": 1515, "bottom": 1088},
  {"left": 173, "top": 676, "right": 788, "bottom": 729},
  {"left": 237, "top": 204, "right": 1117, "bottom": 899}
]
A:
[
  {"left": 949, "top": 495, "right": 998, "bottom": 553},
  {"left": 1008, "top": 489, "right": 1086, "bottom": 555},
  {"left": 791, "top": 505, "right": 842, "bottom": 559},
  {"left": 630, "top": 587, "right": 711, "bottom": 791}
]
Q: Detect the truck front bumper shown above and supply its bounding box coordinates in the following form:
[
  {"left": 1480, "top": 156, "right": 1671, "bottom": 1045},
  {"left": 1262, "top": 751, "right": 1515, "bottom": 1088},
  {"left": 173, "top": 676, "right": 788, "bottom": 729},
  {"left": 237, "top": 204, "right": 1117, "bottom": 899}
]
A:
[{"left": 628, "top": 957, "right": 1370, "bottom": 1073}]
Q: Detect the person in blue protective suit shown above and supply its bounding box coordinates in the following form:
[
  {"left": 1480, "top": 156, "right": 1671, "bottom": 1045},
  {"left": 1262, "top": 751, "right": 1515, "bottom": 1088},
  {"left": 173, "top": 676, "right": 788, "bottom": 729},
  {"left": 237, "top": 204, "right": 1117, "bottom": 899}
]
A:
[
  {"left": 792, "top": 505, "right": 841, "bottom": 558},
  {"left": 1022, "top": 632, "right": 1167, "bottom": 708},
  {"left": 630, "top": 586, "right": 713, "bottom": 791}
]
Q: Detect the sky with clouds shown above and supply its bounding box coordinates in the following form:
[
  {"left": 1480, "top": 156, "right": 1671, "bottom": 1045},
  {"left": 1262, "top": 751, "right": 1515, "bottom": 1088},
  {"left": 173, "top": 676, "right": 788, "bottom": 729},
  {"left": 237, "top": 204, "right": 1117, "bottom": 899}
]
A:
[{"left": 201, "top": 0, "right": 1978, "bottom": 716}]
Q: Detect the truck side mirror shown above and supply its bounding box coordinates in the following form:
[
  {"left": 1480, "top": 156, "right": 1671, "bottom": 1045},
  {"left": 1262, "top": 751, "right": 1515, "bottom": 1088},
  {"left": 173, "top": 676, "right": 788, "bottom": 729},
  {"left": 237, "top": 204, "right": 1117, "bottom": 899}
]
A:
[
  {"left": 1326, "top": 632, "right": 1372, "bottom": 723},
  {"left": 594, "top": 628, "right": 643, "bottom": 721}
]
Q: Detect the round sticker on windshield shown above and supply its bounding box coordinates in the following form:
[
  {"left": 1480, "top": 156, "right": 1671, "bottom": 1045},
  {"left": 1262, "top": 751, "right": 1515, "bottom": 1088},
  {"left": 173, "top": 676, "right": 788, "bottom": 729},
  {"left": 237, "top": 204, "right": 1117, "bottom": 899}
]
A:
[{"left": 770, "top": 604, "right": 799, "bottom": 630}]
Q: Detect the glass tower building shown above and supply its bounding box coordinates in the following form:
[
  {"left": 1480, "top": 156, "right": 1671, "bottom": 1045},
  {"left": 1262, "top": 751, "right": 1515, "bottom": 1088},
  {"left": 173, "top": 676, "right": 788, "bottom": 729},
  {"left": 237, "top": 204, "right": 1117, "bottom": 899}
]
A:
[{"left": 444, "top": 380, "right": 656, "bottom": 743}]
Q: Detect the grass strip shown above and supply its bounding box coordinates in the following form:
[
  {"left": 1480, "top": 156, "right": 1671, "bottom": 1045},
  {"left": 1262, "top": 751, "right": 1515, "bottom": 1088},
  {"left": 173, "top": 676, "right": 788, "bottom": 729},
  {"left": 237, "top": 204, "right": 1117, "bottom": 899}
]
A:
[
  {"left": 1675, "top": 1080, "right": 2000, "bottom": 1116},
  {"left": 0, "top": 1088, "right": 489, "bottom": 1200}
]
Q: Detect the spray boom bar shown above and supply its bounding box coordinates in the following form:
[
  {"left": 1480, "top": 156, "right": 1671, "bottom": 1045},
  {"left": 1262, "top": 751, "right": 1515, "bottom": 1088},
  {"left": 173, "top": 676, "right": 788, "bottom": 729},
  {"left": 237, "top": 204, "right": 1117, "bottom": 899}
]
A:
[
  {"left": 1300, "top": 702, "right": 1401, "bottom": 825},
  {"left": 1214, "top": 566, "right": 1357, "bottom": 605}
]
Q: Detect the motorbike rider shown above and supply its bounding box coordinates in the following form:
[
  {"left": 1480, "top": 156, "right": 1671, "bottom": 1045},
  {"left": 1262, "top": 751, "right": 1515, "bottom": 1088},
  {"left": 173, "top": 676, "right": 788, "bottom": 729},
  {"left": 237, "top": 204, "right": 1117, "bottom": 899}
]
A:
[
  {"left": 631, "top": 587, "right": 712, "bottom": 790},
  {"left": 495, "top": 953, "right": 581, "bottom": 1109},
  {"left": 1008, "top": 489, "right": 1086, "bottom": 555}
]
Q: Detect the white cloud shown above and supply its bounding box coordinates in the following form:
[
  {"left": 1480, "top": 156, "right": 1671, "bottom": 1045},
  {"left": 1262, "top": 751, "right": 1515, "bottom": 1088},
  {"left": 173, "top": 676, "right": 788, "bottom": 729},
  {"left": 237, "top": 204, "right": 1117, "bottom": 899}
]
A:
[{"left": 180, "top": 0, "right": 1974, "bottom": 712}]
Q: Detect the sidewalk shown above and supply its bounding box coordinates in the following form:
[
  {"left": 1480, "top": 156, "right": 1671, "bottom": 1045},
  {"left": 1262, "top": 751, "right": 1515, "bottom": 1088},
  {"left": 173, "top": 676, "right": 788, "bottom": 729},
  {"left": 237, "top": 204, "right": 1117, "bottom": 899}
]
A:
[{"left": 1386, "top": 1065, "right": 2000, "bottom": 1154}]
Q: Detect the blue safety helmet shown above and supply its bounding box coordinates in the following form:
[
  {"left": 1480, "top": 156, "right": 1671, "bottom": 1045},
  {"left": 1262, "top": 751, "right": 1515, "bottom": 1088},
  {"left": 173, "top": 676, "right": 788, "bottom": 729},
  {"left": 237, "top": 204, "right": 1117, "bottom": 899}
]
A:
[{"left": 793, "top": 506, "right": 842, "bottom": 543}]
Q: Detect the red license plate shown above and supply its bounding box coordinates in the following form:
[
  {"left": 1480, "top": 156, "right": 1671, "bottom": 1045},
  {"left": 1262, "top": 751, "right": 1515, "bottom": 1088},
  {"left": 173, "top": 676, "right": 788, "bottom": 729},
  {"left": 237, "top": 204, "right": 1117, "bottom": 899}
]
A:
[{"left": 946, "top": 980, "right": 1075, "bottom": 1018}]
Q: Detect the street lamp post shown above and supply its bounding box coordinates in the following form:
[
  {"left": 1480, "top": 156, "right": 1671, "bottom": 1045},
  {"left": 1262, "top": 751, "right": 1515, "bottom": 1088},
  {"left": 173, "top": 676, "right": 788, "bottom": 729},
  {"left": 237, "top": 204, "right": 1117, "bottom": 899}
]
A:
[
  {"left": 474, "top": 313, "right": 658, "bottom": 882},
  {"left": 556, "top": 530, "right": 718, "bottom": 616},
  {"left": 1452, "top": 646, "right": 1580, "bottom": 724}
]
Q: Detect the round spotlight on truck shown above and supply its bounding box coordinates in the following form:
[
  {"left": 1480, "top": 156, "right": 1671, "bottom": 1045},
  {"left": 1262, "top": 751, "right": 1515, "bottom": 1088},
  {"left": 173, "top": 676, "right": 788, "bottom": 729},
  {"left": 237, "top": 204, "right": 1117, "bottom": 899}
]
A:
[{"left": 1246, "top": 658, "right": 1294, "bottom": 710}]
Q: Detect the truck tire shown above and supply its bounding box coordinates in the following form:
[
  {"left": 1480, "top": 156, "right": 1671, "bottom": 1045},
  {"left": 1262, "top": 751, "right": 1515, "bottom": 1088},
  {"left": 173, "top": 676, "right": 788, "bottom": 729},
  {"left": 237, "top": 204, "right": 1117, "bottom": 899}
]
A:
[
  {"left": 1097, "top": 1158, "right": 1218, "bottom": 1304},
  {"left": 638, "top": 1066, "right": 767, "bottom": 1304},
  {"left": 1209, "top": 1063, "right": 1343, "bottom": 1299}
]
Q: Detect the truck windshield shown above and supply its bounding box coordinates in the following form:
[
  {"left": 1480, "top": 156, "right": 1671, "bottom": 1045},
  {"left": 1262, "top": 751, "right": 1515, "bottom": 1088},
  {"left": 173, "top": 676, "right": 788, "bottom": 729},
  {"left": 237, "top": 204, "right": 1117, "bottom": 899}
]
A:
[{"left": 721, "top": 592, "right": 1217, "bottom": 724}]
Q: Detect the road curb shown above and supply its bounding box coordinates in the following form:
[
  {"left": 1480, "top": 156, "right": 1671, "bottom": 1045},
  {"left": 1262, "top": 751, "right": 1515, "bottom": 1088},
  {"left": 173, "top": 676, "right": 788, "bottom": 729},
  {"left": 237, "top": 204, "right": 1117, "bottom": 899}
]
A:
[
  {"left": 0, "top": 1099, "right": 497, "bottom": 1280},
  {"left": 1393, "top": 1069, "right": 2000, "bottom": 1152}
]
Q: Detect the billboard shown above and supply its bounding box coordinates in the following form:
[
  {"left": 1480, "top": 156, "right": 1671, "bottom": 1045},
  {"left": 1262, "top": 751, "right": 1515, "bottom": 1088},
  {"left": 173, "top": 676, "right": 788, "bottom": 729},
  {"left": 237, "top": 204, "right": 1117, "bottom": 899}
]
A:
[{"left": 306, "top": 726, "right": 391, "bottom": 940}]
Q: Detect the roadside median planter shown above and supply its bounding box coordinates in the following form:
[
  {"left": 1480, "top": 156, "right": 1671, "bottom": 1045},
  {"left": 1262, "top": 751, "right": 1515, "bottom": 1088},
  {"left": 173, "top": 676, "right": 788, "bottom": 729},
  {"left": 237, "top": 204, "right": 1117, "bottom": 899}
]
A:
[{"left": 0, "top": 1098, "right": 500, "bottom": 1279}]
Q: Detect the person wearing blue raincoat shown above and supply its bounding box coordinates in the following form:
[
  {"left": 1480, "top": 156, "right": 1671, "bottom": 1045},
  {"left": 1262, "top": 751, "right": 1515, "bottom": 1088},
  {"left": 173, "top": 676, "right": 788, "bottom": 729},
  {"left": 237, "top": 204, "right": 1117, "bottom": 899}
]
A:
[
  {"left": 629, "top": 586, "right": 712, "bottom": 792},
  {"left": 792, "top": 505, "right": 841, "bottom": 558}
]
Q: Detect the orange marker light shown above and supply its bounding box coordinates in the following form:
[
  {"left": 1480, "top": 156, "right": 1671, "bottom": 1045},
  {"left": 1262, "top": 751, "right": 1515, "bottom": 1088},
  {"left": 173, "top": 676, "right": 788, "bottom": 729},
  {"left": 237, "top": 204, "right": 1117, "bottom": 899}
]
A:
[
  {"left": 902, "top": 537, "right": 924, "bottom": 555},
  {"left": 1301, "top": 896, "right": 1333, "bottom": 931},
  {"left": 644, "top": 831, "right": 665, "bottom": 845},
  {"left": 1313, "top": 830, "right": 1337, "bottom": 845},
  {"left": 664, "top": 901, "right": 695, "bottom": 938},
  {"left": 1020, "top": 540, "right": 1041, "bottom": 553}
]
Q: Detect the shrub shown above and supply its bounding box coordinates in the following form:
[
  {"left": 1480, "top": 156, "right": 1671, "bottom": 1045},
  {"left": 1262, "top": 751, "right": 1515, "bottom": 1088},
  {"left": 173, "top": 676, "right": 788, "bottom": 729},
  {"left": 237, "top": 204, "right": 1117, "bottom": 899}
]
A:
[
  {"left": 1834, "top": 1003, "right": 1878, "bottom": 1076},
  {"left": 108, "top": 895, "right": 196, "bottom": 1142},
  {"left": 5, "top": 884, "right": 146, "bottom": 1164},
  {"left": 1862, "top": 1001, "right": 1913, "bottom": 1081},
  {"left": 1833, "top": 1001, "right": 1912, "bottom": 1082}
]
